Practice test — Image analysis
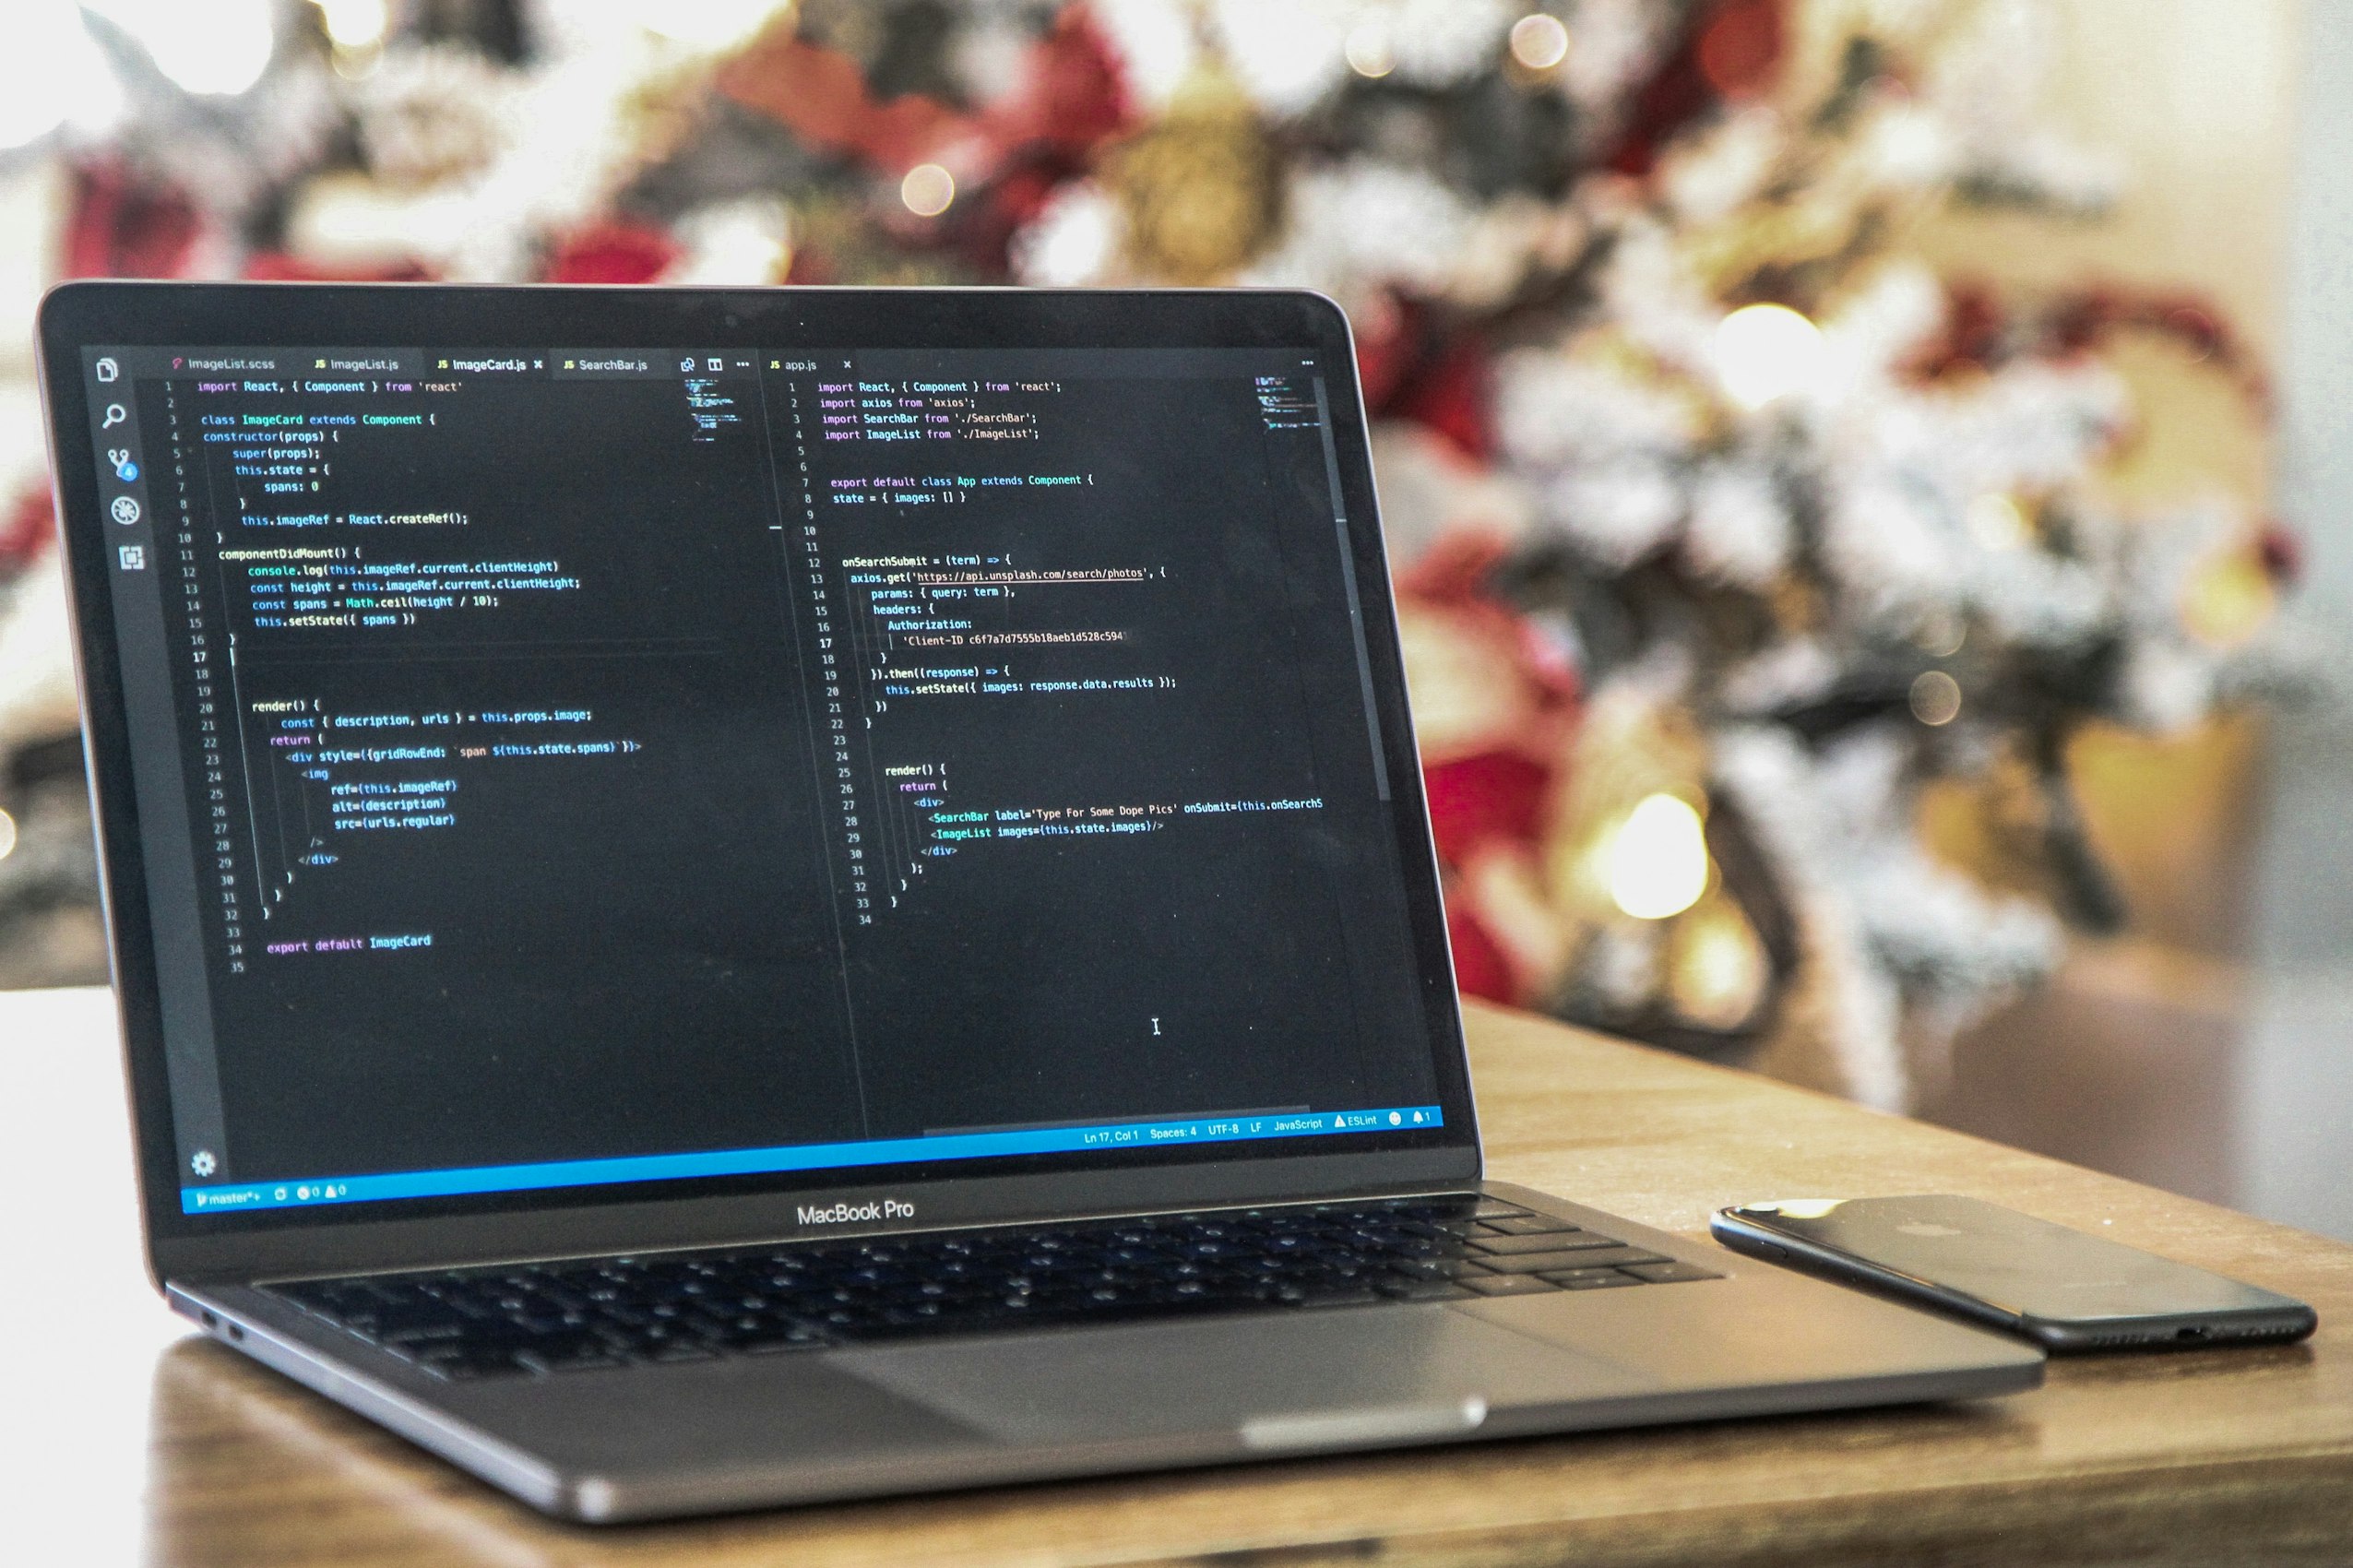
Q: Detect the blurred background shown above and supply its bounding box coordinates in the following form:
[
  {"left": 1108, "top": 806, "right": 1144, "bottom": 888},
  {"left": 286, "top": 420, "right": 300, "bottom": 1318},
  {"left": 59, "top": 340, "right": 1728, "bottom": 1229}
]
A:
[{"left": 0, "top": 0, "right": 2345, "bottom": 1235}]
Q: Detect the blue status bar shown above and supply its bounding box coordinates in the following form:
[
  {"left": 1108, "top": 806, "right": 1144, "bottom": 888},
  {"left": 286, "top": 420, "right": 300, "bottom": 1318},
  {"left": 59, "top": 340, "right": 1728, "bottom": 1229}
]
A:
[{"left": 181, "top": 1104, "right": 1447, "bottom": 1214}]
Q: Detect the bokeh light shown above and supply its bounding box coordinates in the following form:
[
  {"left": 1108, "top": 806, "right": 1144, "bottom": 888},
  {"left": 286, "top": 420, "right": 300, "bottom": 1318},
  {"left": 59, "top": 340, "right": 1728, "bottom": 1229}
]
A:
[
  {"left": 1509, "top": 14, "right": 1572, "bottom": 71},
  {"left": 0, "top": 4, "right": 92, "bottom": 148},
  {"left": 88, "top": 0, "right": 276, "bottom": 97},
  {"left": 314, "top": 0, "right": 388, "bottom": 51},
  {"left": 1609, "top": 793, "right": 1710, "bottom": 921},
  {"left": 1713, "top": 303, "right": 1826, "bottom": 410},
  {"left": 1909, "top": 670, "right": 1962, "bottom": 726},
  {"left": 1345, "top": 23, "right": 1395, "bottom": 79},
  {"left": 636, "top": 0, "right": 786, "bottom": 51},
  {"left": 900, "top": 163, "right": 956, "bottom": 218},
  {"left": 1966, "top": 492, "right": 2032, "bottom": 551}
]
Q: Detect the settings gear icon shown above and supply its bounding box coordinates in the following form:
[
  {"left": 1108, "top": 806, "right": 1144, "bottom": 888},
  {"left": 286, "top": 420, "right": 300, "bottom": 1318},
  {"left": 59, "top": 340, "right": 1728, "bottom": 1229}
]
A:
[{"left": 189, "top": 1149, "right": 217, "bottom": 1177}]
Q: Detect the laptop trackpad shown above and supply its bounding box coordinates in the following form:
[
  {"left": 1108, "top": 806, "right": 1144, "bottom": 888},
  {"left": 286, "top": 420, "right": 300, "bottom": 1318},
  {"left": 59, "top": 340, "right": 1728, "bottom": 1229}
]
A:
[{"left": 840, "top": 1306, "right": 1658, "bottom": 1447}]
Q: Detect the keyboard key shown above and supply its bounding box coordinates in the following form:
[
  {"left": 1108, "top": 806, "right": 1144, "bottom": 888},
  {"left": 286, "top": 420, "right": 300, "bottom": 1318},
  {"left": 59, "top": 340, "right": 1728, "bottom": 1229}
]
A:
[
  {"left": 374, "top": 1317, "right": 476, "bottom": 1346},
  {"left": 1474, "top": 1246, "right": 1670, "bottom": 1275},
  {"left": 644, "top": 1340, "right": 718, "bottom": 1363},
  {"left": 1479, "top": 1215, "right": 1586, "bottom": 1236},
  {"left": 1469, "top": 1230, "right": 1628, "bottom": 1255},
  {"left": 1471, "top": 1200, "right": 1533, "bottom": 1218},
  {"left": 1458, "top": 1272, "right": 1557, "bottom": 1297},
  {"left": 339, "top": 1299, "right": 481, "bottom": 1336},
  {"left": 707, "top": 1320, "right": 828, "bottom": 1354},
  {"left": 1621, "top": 1261, "right": 1724, "bottom": 1284},
  {"left": 1540, "top": 1268, "right": 1643, "bottom": 1289},
  {"left": 409, "top": 1345, "right": 529, "bottom": 1380},
  {"left": 514, "top": 1336, "right": 624, "bottom": 1373},
  {"left": 1387, "top": 1255, "right": 1481, "bottom": 1280},
  {"left": 1277, "top": 1283, "right": 1384, "bottom": 1308}
]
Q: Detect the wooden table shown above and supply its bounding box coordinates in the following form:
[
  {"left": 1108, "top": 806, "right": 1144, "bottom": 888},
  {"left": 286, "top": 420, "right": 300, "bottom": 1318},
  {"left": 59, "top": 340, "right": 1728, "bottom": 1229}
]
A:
[{"left": 6, "top": 988, "right": 2351, "bottom": 1566}]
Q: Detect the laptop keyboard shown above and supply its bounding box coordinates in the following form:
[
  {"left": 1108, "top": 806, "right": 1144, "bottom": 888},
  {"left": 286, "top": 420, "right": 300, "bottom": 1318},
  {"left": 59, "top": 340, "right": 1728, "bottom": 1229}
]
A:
[{"left": 262, "top": 1195, "right": 1721, "bottom": 1380}]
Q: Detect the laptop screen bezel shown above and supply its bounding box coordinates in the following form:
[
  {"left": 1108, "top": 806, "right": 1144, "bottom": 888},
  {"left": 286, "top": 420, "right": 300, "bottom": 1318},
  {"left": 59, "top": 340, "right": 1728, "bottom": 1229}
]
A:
[{"left": 38, "top": 281, "right": 1482, "bottom": 1287}]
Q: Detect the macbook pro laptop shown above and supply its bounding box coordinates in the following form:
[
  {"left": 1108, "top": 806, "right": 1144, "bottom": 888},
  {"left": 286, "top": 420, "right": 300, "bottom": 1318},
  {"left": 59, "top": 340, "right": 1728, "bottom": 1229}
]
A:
[{"left": 37, "top": 281, "right": 2040, "bottom": 1522}]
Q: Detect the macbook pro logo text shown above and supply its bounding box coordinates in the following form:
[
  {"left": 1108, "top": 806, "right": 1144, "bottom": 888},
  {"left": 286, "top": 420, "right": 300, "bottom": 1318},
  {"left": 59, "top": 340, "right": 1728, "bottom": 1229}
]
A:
[{"left": 798, "top": 1198, "right": 914, "bottom": 1226}]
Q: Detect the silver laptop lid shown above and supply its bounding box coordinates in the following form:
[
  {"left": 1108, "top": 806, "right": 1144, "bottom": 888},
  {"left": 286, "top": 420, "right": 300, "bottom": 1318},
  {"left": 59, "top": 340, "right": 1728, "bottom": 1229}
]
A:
[{"left": 38, "top": 283, "right": 1477, "bottom": 1284}]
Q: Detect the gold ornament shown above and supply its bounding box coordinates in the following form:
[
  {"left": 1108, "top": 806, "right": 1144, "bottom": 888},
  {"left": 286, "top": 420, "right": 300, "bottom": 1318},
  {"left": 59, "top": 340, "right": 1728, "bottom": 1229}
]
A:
[
  {"left": 1106, "top": 64, "right": 1282, "bottom": 284},
  {"left": 1545, "top": 687, "right": 1711, "bottom": 921},
  {"left": 1664, "top": 889, "right": 1772, "bottom": 1032},
  {"left": 2181, "top": 542, "right": 2278, "bottom": 648},
  {"left": 1915, "top": 742, "right": 2068, "bottom": 910}
]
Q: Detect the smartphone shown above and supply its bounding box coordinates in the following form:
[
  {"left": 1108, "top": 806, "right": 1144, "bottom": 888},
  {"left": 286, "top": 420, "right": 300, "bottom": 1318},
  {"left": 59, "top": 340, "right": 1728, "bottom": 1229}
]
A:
[{"left": 1712, "top": 1195, "right": 2317, "bottom": 1353}]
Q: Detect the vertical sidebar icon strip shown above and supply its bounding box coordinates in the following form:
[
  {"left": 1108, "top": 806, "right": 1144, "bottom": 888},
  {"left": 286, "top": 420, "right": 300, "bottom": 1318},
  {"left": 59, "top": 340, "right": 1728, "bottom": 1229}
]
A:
[{"left": 89, "top": 348, "right": 234, "bottom": 1184}]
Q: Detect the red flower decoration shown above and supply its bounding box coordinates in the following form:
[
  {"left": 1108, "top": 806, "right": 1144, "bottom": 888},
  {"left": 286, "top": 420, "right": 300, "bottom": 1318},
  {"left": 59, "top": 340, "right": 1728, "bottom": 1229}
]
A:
[
  {"left": 717, "top": 34, "right": 968, "bottom": 173},
  {"left": 244, "top": 253, "right": 434, "bottom": 283},
  {"left": 61, "top": 160, "right": 200, "bottom": 279},
  {"left": 544, "top": 222, "right": 681, "bottom": 284},
  {"left": 994, "top": 5, "right": 1131, "bottom": 156},
  {"left": 1696, "top": 0, "right": 1786, "bottom": 99},
  {"left": 1386, "top": 328, "right": 1495, "bottom": 462},
  {"left": 1609, "top": 0, "right": 1790, "bottom": 176},
  {"left": 1424, "top": 751, "right": 1551, "bottom": 868},
  {"left": 1395, "top": 532, "right": 1582, "bottom": 1004},
  {"left": 1, "top": 483, "right": 54, "bottom": 576},
  {"left": 1444, "top": 900, "right": 1517, "bottom": 1004}
]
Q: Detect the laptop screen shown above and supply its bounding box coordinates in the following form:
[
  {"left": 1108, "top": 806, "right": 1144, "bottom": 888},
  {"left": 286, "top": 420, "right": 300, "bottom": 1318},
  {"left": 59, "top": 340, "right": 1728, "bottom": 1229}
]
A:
[{"left": 57, "top": 296, "right": 1459, "bottom": 1223}]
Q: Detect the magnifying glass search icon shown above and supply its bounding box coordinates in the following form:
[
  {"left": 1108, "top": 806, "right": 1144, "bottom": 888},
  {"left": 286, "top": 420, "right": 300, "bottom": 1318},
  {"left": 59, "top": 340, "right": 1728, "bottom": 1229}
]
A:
[{"left": 101, "top": 404, "right": 126, "bottom": 429}]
